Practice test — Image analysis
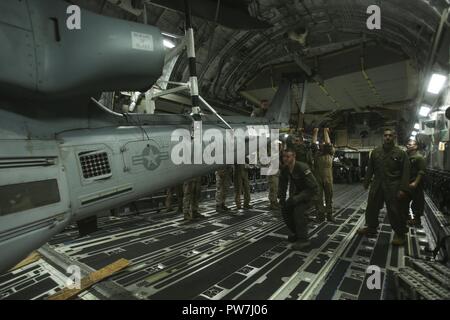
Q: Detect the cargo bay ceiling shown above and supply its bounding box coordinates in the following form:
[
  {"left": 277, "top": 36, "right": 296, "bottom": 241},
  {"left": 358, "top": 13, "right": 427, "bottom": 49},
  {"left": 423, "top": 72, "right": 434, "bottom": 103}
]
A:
[{"left": 72, "top": 0, "right": 450, "bottom": 131}]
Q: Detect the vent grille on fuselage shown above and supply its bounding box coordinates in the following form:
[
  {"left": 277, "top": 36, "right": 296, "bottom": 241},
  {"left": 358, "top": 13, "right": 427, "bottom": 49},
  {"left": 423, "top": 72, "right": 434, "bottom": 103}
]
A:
[{"left": 79, "top": 151, "right": 111, "bottom": 179}]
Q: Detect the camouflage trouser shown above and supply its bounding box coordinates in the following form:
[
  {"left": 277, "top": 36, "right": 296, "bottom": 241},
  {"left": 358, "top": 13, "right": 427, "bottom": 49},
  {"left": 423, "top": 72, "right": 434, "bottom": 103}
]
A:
[
  {"left": 267, "top": 173, "right": 279, "bottom": 205},
  {"left": 165, "top": 185, "right": 183, "bottom": 211},
  {"left": 282, "top": 201, "right": 312, "bottom": 241},
  {"left": 315, "top": 173, "right": 333, "bottom": 216},
  {"left": 409, "top": 185, "right": 424, "bottom": 219},
  {"left": 234, "top": 165, "right": 251, "bottom": 207},
  {"left": 215, "top": 167, "right": 232, "bottom": 206},
  {"left": 366, "top": 185, "right": 407, "bottom": 235},
  {"left": 183, "top": 177, "right": 202, "bottom": 218}
]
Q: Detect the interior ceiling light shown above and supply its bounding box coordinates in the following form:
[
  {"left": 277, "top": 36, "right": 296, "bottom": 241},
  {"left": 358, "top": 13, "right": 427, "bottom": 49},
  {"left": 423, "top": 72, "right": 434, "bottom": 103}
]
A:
[
  {"left": 419, "top": 105, "right": 431, "bottom": 117},
  {"left": 411, "top": 131, "right": 417, "bottom": 136},
  {"left": 163, "top": 38, "right": 176, "bottom": 49},
  {"left": 427, "top": 73, "right": 447, "bottom": 94},
  {"left": 414, "top": 123, "right": 420, "bottom": 130}
]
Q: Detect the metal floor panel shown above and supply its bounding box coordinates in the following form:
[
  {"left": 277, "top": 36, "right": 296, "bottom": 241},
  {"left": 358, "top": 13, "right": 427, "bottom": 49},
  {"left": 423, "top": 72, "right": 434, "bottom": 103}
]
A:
[{"left": 0, "top": 184, "right": 444, "bottom": 300}]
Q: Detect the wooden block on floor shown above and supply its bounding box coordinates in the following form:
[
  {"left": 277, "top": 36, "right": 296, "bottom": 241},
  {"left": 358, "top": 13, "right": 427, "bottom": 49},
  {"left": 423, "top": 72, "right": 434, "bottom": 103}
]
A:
[
  {"left": 47, "top": 258, "right": 130, "bottom": 300},
  {"left": 10, "top": 252, "right": 41, "bottom": 271}
]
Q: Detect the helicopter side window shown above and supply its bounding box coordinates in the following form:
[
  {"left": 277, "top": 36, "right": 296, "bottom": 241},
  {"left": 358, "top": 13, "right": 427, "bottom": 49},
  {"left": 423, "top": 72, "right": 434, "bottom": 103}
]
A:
[{"left": 0, "top": 180, "right": 60, "bottom": 216}]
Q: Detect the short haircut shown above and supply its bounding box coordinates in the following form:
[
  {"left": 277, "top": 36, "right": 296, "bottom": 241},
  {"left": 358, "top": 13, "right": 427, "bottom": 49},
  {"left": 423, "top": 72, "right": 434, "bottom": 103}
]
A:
[
  {"left": 284, "top": 148, "right": 296, "bottom": 156},
  {"left": 384, "top": 128, "right": 396, "bottom": 135}
]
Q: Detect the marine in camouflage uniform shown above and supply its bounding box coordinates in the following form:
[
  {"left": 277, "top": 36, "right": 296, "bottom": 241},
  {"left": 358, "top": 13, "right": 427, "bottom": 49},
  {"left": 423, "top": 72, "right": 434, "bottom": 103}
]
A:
[
  {"left": 183, "top": 177, "right": 204, "bottom": 221},
  {"left": 312, "top": 128, "right": 335, "bottom": 222},
  {"left": 216, "top": 166, "right": 232, "bottom": 212},
  {"left": 267, "top": 141, "right": 283, "bottom": 210},
  {"left": 405, "top": 139, "right": 426, "bottom": 226},
  {"left": 165, "top": 185, "right": 183, "bottom": 213},
  {"left": 358, "top": 128, "right": 410, "bottom": 246},
  {"left": 251, "top": 100, "right": 279, "bottom": 209},
  {"left": 234, "top": 164, "right": 253, "bottom": 209},
  {"left": 278, "top": 149, "right": 319, "bottom": 250},
  {"left": 267, "top": 175, "right": 279, "bottom": 209}
]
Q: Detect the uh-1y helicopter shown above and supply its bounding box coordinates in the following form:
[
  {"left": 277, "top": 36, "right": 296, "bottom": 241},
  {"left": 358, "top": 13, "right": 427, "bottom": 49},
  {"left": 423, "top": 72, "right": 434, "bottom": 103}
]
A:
[{"left": 0, "top": 0, "right": 292, "bottom": 272}]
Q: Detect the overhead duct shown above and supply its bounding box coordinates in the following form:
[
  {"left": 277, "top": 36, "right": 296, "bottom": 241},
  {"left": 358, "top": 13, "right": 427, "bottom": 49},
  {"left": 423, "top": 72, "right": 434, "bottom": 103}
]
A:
[
  {"left": 107, "top": 0, "right": 142, "bottom": 16},
  {"left": 145, "top": 0, "right": 271, "bottom": 30},
  {"left": 265, "top": 82, "right": 291, "bottom": 124}
]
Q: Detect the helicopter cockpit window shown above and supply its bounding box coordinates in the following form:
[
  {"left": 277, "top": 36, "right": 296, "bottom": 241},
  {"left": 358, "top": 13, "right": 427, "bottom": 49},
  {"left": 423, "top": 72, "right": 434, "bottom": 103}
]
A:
[{"left": 0, "top": 180, "right": 60, "bottom": 216}]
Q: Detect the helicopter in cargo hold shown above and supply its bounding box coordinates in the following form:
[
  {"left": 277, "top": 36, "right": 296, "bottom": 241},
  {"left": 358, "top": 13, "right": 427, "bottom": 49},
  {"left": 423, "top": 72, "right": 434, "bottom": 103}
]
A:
[{"left": 0, "top": 0, "right": 292, "bottom": 272}]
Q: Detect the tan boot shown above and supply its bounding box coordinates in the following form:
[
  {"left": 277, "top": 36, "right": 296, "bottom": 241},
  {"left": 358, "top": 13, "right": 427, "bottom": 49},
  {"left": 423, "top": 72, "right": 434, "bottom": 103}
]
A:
[
  {"left": 292, "top": 240, "right": 311, "bottom": 250},
  {"left": 316, "top": 211, "right": 325, "bottom": 223},
  {"left": 357, "top": 227, "right": 377, "bottom": 237},
  {"left": 326, "top": 213, "right": 335, "bottom": 222},
  {"left": 269, "top": 202, "right": 279, "bottom": 210},
  {"left": 391, "top": 234, "right": 406, "bottom": 246}
]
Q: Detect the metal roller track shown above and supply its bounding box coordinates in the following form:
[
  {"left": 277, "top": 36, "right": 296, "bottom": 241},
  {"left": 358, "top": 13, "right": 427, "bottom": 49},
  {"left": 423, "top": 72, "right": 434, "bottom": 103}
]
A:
[
  {"left": 0, "top": 184, "right": 359, "bottom": 300},
  {"left": 3, "top": 184, "right": 445, "bottom": 300}
]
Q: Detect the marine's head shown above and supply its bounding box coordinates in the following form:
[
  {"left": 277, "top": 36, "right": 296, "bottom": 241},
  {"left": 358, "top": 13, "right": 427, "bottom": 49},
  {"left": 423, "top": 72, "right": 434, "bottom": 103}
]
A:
[
  {"left": 292, "top": 133, "right": 304, "bottom": 145},
  {"left": 283, "top": 148, "right": 296, "bottom": 167},
  {"left": 406, "top": 139, "right": 418, "bottom": 153},
  {"left": 383, "top": 128, "right": 396, "bottom": 146}
]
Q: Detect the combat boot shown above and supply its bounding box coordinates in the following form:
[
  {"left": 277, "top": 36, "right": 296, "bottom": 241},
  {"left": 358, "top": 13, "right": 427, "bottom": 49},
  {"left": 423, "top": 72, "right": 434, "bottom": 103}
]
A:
[
  {"left": 192, "top": 211, "right": 206, "bottom": 220},
  {"left": 216, "top": 204, "right": 230, "bottom": 213},
  {"left": 408, "top": 218, "right": 422, "bottom": 228},
  {"left": 269, "top": 202, "right": 279, "bottom": 210},
  {"left": 315, "top": 211, "right": 325, "bottom": 223},
  {"left": 292, "top": 240, "right": 311, "bottom": 250},
  {"left": 326, "top": 213, "right": 335, "bottom": 222},
  {"left": 236, "top": 203, "right": 242, "bottom": 210},
  {"left": 243, "top": 203, "right": 253, "bottom": 210},
  {"left": 287, "top": 234, "right": 298, "bottom": 243},
  {"left": 357, "top": 227, "right": 378, "bottom": 237},
  {"left": 165, "top": 198, "right": 172, "bottom": 212},
  {"left": 391, "top": 234, "right": 406, "bottom": 246},
  {"left": 414, "top": 219, "right": 423, "bottom": 228}
]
